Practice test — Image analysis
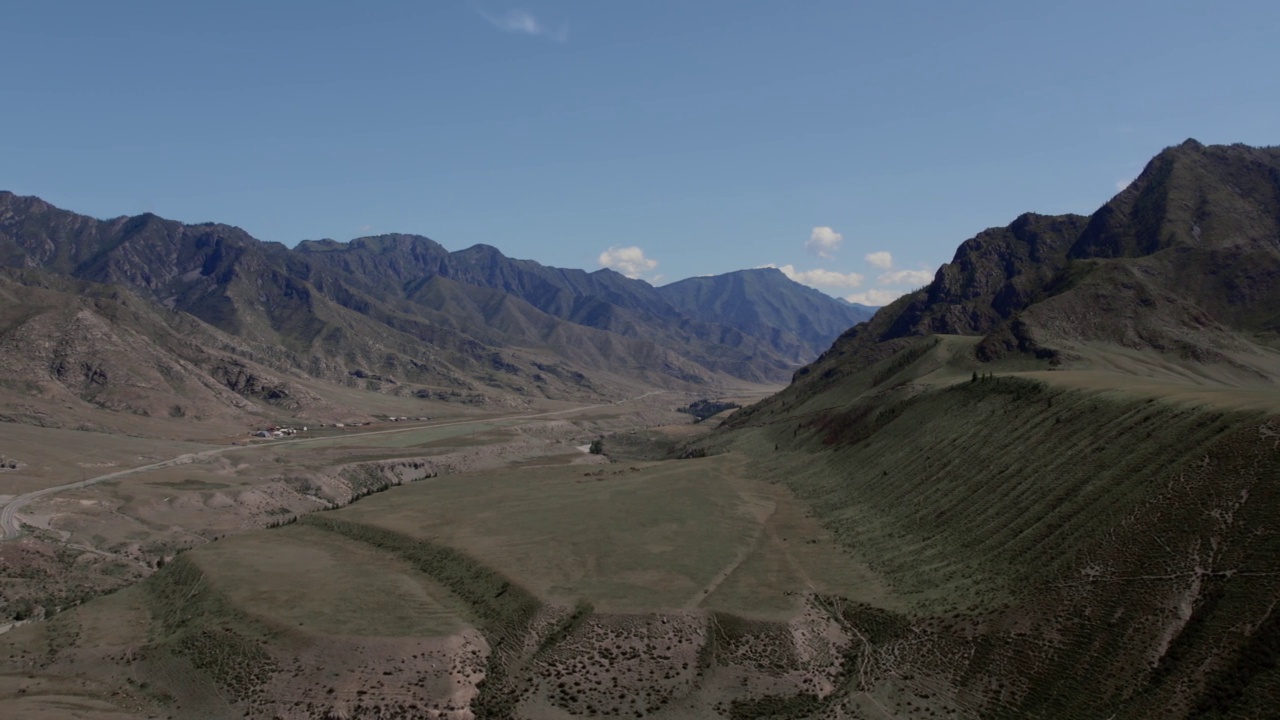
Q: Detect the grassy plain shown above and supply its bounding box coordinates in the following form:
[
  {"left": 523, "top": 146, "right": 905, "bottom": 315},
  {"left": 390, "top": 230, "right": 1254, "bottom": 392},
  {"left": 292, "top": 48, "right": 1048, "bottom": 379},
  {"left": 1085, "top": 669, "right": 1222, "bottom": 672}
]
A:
[
  {"left": 0, "top": 424, "right": 218, "bottom": 497},
  {"left": 13, "top": 341, "right": 1280, "bottom": 718},
  {"left": 189, "top": 524, "right": 470, "bottom": 636},
  {"left": 331, "top": 452, "right": 890, "bottom": 619}
]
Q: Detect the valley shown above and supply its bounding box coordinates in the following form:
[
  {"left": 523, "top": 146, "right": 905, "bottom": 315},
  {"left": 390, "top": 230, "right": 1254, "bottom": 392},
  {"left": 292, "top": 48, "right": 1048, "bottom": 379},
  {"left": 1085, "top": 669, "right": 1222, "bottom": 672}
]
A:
[
  {"left": 1, "top": 140, "right": 1279, "bottom": 718},
  {"left": 5, "top": 343, "right": 1278, "bottom": 720}
]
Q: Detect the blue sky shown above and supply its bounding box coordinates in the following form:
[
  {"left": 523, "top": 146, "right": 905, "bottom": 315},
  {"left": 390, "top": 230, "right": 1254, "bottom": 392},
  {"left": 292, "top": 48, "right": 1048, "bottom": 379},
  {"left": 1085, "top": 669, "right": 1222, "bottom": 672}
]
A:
[{"left": 2, "top": 1, "right": 1277, "bottom": 304}]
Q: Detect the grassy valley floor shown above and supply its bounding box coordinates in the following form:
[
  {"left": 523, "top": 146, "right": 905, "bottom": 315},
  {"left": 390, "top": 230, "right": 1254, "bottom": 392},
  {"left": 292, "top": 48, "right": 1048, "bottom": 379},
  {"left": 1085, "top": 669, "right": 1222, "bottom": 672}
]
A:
[{"left": 2, "top": 364, "right": 1279, "bottom": 718}]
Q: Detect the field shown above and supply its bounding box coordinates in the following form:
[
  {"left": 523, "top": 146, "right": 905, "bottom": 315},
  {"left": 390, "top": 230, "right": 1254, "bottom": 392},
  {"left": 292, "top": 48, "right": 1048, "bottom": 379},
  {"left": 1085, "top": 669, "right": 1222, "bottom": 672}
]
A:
[
  {"left": 4, "top": 338, "right": 1280, "bottom": 718},
  {"left": 190, "top": 524, "right": 470, "bottom": 637},
  {"left": 0, "top": 444, "right": 885, "bottom": 719},
  {"left": 329, "top": 452, "right": 892, "bottom": 618},
  {"left": 6, "top": 384, "right": 881, "bottom": 720},
  {"left": 718, "top": 363, "right": 1280, "bottom": 717},
  {"left": 0, "top": 391, "right": 684, "bottom": 653},
  {"left": 0, "top": 423, "right": 219, "bottom": 498}
]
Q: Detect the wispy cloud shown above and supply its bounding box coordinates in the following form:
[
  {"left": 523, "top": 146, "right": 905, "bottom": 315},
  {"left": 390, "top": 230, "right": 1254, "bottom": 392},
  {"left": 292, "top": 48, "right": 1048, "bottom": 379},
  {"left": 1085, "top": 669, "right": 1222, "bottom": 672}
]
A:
[
  {"left": 476, "top": 7, "right": 568, "bottom": 42},
  {"left": 599, "top": 246, "right": 658, "bottom": 279},
  {"left": 1115, "top": 177, "right": 1136, "bottom": 192},
  {"left": 877, "top": 269, "right": 933, "bottom": 286},
  {"left": 764, "top": 264, "right": 864, "bottom": 289},
  {"left": 844, "top": 288, "right": 906, "bottom": 306},
  {"left": 805, "top": 226, "right": 843, "bottom": 259}
]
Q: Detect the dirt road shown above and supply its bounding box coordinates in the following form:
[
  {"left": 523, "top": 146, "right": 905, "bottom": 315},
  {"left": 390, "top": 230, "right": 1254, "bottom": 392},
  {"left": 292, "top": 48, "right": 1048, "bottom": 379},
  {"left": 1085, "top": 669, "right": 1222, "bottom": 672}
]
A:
[{"left": 0, "top": 392, "right": 664, "bottom": 541}]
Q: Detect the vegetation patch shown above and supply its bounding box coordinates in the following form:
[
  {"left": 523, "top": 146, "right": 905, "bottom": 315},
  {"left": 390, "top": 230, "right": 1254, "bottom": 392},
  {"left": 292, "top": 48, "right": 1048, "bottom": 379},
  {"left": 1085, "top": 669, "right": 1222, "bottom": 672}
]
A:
[
  {"left": 728, "top": 691, "right": 824, "bottom": 720},
  {"left": 299, "top": 514, "right": 542, "bottom": 718},
  {"left": 820, "top": 596, "right": 912, "bottom": 645},
  {"left": 300, "top": 515, "right": 540, "bottom": 630},
  {"left": 143, "top": 556, "right": 279, "bottom": 704},
  {"left": 535, "top": 600, "right": 595, "bottom": 658},
  {"left": 679, "top": 398, "right": 742, "bottom": 422}
]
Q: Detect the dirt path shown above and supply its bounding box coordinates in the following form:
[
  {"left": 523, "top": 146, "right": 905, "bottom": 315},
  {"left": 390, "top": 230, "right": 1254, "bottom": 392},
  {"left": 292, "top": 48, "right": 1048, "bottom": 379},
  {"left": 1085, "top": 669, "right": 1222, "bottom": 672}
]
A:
[
  {"left": 685, "top": 516, "right": 770, "bottom": 610},
  {"left": 0, "top": 391, "right": 664, "bottom": 541},
  {"left": 683, "top": 455, "right": 775, "bottom": 609}
]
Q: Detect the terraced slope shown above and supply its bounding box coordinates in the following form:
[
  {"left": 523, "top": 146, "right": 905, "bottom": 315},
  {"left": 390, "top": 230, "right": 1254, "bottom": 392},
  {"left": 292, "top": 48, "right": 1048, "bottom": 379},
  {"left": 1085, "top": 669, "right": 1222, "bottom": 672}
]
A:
[{"left": 708, "top": 348, "right": 1280, "bottom": 717}]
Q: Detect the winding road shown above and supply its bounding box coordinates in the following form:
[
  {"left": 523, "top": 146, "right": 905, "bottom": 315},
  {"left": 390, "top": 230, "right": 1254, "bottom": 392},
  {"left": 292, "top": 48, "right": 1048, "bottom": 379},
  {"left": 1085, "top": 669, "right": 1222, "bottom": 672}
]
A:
[{"left": 0, "top": 391, "right": 664, "bottom": 541}]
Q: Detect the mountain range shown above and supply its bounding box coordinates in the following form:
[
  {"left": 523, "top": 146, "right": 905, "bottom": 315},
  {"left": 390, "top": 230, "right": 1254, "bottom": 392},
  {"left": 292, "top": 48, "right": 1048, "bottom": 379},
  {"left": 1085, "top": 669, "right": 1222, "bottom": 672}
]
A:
[
  {"left": 0, "top": 193, "right": 871, "bottom": 425},
  {"left": 3, "top": 139, "right": 1280, "bottom": 718}
]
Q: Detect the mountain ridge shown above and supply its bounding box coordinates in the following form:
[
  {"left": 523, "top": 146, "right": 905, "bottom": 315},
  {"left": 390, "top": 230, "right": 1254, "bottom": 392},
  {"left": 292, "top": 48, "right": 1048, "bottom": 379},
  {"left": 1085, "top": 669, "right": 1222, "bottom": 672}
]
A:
[
  {"left": 698, "top": 139, "right": 1280, "bottom": 718},
  {"left": 758, "top": 139, "right": 1280, "bottom": 410},
  {"left": 658, "top": 267, "right": 874, "bottom": 364},
  {"left": 0, "top": 191, "right": 868, "bottom": 424}
]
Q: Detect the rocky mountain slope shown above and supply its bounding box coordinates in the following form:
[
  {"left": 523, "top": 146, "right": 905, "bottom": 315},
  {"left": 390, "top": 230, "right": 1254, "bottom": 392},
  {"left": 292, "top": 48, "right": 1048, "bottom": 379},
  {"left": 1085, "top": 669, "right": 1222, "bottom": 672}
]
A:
[
  {"left": 0, "top": 193, "right": 863, "bottom": 424},
  {"left": 706, "top": 140, "right": 1280, "bottom": 718},
  {"left": 769, "top": 139, "right": 1280, "bottom": 409}
]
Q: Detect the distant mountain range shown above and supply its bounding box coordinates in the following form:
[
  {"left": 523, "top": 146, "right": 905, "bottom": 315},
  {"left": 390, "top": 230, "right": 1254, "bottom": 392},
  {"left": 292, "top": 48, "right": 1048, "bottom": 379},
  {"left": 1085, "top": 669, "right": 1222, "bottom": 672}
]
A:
[
  {"left": 0, "top": 193, "right": 871, "bottom": 423},
  {"left": 659, "top": 268, "right": 875, "bottom": 361}
]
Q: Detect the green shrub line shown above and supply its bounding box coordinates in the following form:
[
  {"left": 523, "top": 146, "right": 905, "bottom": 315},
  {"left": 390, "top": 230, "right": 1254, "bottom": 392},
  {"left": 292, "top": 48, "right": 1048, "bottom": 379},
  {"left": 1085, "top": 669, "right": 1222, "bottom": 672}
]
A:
[
  {"left": 728, "top": 691, "right": 824, "bottom": 720},
  {"left": 533, "top": 600, "right": 595, "bottom": 659},
  {"left": 868, "top": 336, "right": 940, "bottom": 388},
  {"left": 142, "top": 555, "right": 278, "bottom": 703},
  {"left": 298, "top": 514, "right": 543, "bottom": 718},
  {"left": 299, "top": 515, "right": 541, "bottom": 630}
]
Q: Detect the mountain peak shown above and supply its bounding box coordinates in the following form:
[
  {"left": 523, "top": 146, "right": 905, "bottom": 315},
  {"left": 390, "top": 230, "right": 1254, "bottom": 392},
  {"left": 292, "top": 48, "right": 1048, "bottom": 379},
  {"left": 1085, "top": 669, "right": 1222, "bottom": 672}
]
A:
[
  {"left": 777, "top": 139, "right": 1280, "bottom": 395},
  {"left": 458, "top": 243, "right": 504, "bottom": 255},
  {"left": 1071, "top": 141, "right": 1280, "bottom": 259},
  {"left": 657, "top": 268, "right": 875, "bottom": 363},
  {"left": 738, "top": 266, "right": 788, "bottom": 278}
]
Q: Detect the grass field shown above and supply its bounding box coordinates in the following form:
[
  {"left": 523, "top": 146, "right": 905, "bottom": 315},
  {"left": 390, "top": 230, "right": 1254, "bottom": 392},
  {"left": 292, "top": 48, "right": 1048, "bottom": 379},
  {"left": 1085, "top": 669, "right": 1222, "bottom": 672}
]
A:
[
  {"left": 329, "top": 452, "right": 890, "bottom": 619},
  {"left": 718, "top": 365, "right": 1280, "bottom": 718},
  {"left": 0, "top": 424, "right": 219, "bottom": 497},
  {"left": 188, "top": 524, "right": 470, "bottom": 637},
  {"left": 12, "top": 343, "right": 1280, "bottom": 718}
]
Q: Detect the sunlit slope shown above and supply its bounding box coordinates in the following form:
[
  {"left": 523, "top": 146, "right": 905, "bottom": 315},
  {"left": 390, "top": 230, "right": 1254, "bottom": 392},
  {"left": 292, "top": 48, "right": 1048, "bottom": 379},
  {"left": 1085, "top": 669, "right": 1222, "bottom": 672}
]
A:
[{"left": 720, "top": 368, "right": 1280, "bottom": 718}]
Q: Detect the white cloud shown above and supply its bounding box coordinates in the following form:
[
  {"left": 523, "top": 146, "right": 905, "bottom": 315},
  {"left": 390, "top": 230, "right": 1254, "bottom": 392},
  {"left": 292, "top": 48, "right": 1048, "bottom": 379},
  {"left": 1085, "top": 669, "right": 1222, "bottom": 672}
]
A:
[
  {"left": 877, "top": 269, "right": 934, "bottom": 286},
  {"left": 844, "top": 288, "right": 906, "bottom": 306},
  {"left": 864, "top": 251, "right": 893, "bottom": 269},
  {"left": 768, "top": 264, "right": 864, "bottom": 289},
  {"left": 1115, "top": 177, "right": 1136, "bottom": 191},
  {"left": 805, "top": 226, "right": 843, "bottom": 258},
  {"left": 477, "top": 8, "right": 568, "bottom": 42},
  {"left": 598, "top": 246, "right": 658, "bottom": 278}
]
